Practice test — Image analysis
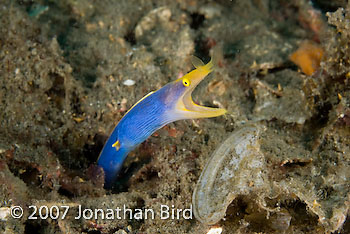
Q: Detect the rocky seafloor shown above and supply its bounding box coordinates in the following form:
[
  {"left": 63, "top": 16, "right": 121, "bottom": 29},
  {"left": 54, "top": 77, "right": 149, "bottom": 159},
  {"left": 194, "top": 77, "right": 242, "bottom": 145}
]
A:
[{"left": 0, "top": 0, "right": 349, "bottom": 233}]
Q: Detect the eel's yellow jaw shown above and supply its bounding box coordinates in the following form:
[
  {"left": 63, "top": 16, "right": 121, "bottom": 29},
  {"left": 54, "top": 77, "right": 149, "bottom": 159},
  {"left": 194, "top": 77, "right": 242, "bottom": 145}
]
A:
[
  {"left": 178, "top": 89, "right": 227, "bottom": 119},
  {"left": 175, "top": 57, "right": 227, "bottom": 119}
]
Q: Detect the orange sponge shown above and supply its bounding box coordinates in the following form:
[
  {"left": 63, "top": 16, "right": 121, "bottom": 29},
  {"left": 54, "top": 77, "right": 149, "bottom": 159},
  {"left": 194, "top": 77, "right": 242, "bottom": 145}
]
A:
[{"left": 290, "top": 41, "right": 324, "bottom": 76}]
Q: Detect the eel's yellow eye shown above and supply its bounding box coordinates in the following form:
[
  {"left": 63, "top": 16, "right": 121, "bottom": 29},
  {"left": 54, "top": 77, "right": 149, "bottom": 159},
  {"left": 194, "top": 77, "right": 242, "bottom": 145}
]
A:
[{"left": 182, "top": 78, "right": 190, "bottom": 87}]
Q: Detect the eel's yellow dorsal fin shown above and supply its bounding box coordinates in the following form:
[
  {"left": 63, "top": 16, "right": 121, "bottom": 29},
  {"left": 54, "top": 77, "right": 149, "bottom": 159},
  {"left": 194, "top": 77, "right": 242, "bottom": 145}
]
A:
[{"left": 191, "top": 56, "right": 205, "bottom": 68}]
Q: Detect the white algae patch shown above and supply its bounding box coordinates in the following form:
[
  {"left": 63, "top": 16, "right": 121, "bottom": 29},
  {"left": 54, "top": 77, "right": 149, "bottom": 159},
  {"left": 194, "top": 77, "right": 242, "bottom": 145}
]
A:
[
  {"left": 123, "top": 79, "right": 136, "bottom": 86},
  {"left": 192, "top": 124, "right": 268, "bottom": 224}
]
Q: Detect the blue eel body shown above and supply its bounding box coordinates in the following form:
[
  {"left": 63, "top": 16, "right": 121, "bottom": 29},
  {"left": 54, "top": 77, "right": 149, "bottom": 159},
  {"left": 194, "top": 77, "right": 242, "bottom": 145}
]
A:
[{"left": 97, "top": 56, "right": 226, "bottom": 187}]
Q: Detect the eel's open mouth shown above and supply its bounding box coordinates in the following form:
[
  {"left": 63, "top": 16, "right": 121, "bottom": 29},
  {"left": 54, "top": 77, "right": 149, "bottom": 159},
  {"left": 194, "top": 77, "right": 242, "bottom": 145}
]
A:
[{"left": 178, "top": 84, "right": 227, "bottom": 119}]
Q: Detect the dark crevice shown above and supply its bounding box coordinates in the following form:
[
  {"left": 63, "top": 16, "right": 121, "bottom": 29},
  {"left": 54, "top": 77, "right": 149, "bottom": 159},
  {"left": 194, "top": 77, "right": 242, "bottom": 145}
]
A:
[
  {"left": 19, "top": 167, "right": 41, "bottom": 186},
  {"left": 25, "top": 220, "right": 47, "bottom": 234},
  {"left": 7, "top": 160, "right": 42, "bottom": 188},
  {"left": 310, "top": 0, "right": 346, "bottom": 13},
  {"left": 193, "top": 35, "right": 211, "bottom": 62},
  {"left": 45, "top": 72, "right": 65, "bottom": 110},
  {"left": 57, "top": 186, "right": 75, "bottom": 198},
  {"left": 70, "top": 90, "right": 83, "bottom": 115},
  {"left": 110, "top": 157, "right": 151, "bottom": 193},
  {"left": 124, "top": 30, "right": 136, "bottom": 45},
  {"left": 256, "top": 63, "right": 298, "bottom": 79},
  {"left": 133, "top": 167, "right": 159, "bottom": 184},
  {"left": 311, "top": 100, "right": 333, "bottom": 127},
  {"left": 108, "top": 145, "right": 155, "bottom": 193},
  {"left": 190, "top": 12, "right": 205, "bottom": 29},
  {"left": 86, "top": 231, "right": 101, "bottom": 234},
  {"left": 224, "top": 196, "right": 249, "bottom": 221},
  {"left": 280, "top": 159, "right": 313, "bottom": 169},
  {"left": 340, "top": 216, "right": 350, "bottom": 234},
  {"left": 303, "top": 98, "right": 332, "bottom": 141},
  {"left": 83, "top": 133, "right": 107, "bottom": 164}
]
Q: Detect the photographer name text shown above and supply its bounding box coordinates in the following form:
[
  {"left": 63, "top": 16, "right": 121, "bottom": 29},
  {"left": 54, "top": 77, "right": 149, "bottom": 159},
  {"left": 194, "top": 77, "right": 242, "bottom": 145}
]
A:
[
  {"left": 9, "top": 204, "right": 193, "bottom": 220},
  {"left": 75, "top": 204, "right": 193, "bottom": 220}
]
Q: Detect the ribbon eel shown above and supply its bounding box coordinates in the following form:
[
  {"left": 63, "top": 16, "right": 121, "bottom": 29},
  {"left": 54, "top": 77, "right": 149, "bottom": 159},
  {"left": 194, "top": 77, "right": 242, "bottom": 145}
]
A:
[{"left": 98, "top": 56, "right": 226, "bottom": 187}]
